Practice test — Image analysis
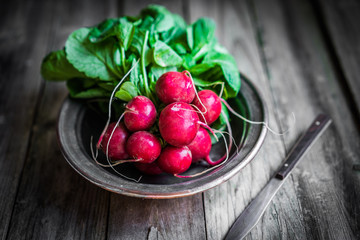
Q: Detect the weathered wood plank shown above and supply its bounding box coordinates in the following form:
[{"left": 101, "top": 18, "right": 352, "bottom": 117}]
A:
[
  {"left": 0, "top": 0, "right": 55, "bottom": 238},
  {"left": 108, "top": 195, "right": 206, "bottom": 240},
  {"left": 5, "top": 0, "right": 117, "bottom": 239},
  {"left": 317, "top": 0, "right": 360, "bottom": 116},
  {"left": 106, "top": 1, "right": 207, "bottom": 239},
  {"left": 249, "top": 0, "right": 360, "bottom": 239},
  {"left": 187, "top": 1, "right": 290, "bottom": 239}
]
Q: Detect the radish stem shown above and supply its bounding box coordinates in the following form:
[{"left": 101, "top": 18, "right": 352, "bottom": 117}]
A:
[{"left": 198, "top": 121, "right": 218, "bottom": 141}]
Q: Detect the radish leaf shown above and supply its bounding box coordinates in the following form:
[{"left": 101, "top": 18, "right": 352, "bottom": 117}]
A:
[
  {"left": 65, "top": 28, "right": 121, "bottom": 81},
  {"left": 153, "top": 41, "right": 183, "bottom": 67},
  {"left": 41, "top": 50, "right": 85, "bottom": 81}
]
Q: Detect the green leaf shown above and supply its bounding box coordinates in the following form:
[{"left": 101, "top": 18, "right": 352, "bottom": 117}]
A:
[
  {"left": 42, "top": 5, "right": 242, "bottom": 105},
  {"left": 98, "top": 82, "right": 115, "bottom": 91},
  {"left": 153, "top": 41, "right": 183, "bottom": 67},
  {"left": 88, "top": 18, "right": 135, "bottom": 51},
  {"left": 189, "top": 62, "right": 218, "bottom": 76},
  {"left": 203, "top": 50, "right": 240, "bottom": 96},
  {"left": 192, "top": 38, "right": 217, "bottom": 61},
  {"left": 138, "top": 15, "right": 155, "bottom": 31},
  {"left": 203, "top": 47, "right": 237, "bottom": 66},
  {"left": 129, "top": 28, "right": 147, "bottom": 55},
  {"left": 160, "top": 26, "right": 185, "bottom": 44},
  {"left": 186, "top": 18, "right": 218, "bottom": 62},
  {"left": 171, "top": 13, "right": 187, "bottom": 30},
  {"left": 172, "top": 42, "right": 188, "bottom": 55},
  {"left": 186, "top": 26, "right": 194, "bottom": 50},
  {"left": 117, "top": 18, "right": 135, "bottom": 50},
  {"left": 192, "top": 77, "right": 223, "bottom": 87},
  {"left": 150, "top": 65, "right": 177, "bottom": 80},
  {"left": 182, "top": 54, "right": 196, "bottom": 69},
  {"left": 140, "top": 5, "right": 179, "bottom": 32},
  {"left": 189, "top": 47, "right": 241, "bottom": 98},
  {"left": 65, "top": 28, "right": 121, "bottom": 81},
  {"left": 213, "top": 102, "right": 230, "bottom": 127},
  {"left": 113, "top": 45, "right": 123, "bottom": 75},
  {"left": 115, "top": 82, "right": 138, "bottom": 101},
  {"left": 219, "top": 63, "right": 241, "bottom": 97},
  {"left": 71, "top": 88, "right": 110, "bottom": 98},
  {"left": 191, "top": 18, "right": 216, "bottom": 52},
  {"left": 67, "top": 78, "right": 109, "bottom": 98},
  {"left": 41, "top": 50, "right": 86, "bottom": 81},
  {"left": 129, "top": 58, "right": 143, "bottom": 94},
  {"left": 88, "top": 18, "right": 118, "bottom": 43}
]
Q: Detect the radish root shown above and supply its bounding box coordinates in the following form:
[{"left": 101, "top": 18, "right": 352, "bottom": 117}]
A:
[
  {"left": 205, "top": 111, "right": 235, "bottom": 166},
  {"left": 90, "top": 134, "right": 143, "bottom": 182},
  {"left": 92, "top": 60, "right": 143, "bottom": 182},
  {"left": 221, "top": 98, "right": 295, "bottom": 135},
  {"left": 198, "top": 121, "right": 218, "bottom": 142},
  {"left": 174, "top": 130, "right": 229, "bottom": 178},
  {"left": 170, "top": 104, "right": 209, "bottom": 126},
  {"left": 97, "top": 59, "right": 140, "bottom": 149},
  {"left": 183, "top": 70, "right": 208, "bottom": 115}
]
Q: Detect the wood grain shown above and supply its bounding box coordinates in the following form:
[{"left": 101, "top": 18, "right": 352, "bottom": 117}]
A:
[
  {"left": 105, "top": 1, "right": 207, "bottom": 240},
  {"left": 250, "top": 0, "right": 360, "bottom": 238},
  {"left": 187, "top": 0, "right": 289, "bottom": 239},
  {"left": 108, "top": 195, "right": 206, "bottom": 240},
  {"left": 0, "top": 0, "right": 359, "bottom": 239},
  {"left": 5, "top": 0, "right": 117, "bottom": 239},
  {"left": 317, "top": 0, "right": 360, "bottom": 116},
  {"left": 0, "top": 0, "right": 54, "bottom": 238}
]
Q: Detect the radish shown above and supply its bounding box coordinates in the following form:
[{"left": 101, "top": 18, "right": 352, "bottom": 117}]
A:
[
  {"left": 187, "top": 125, "right": 233, "bottom": 167},
  {"left": 100, "top": 122, "right": 129, "bottom": 160},
  {"left": 157, "top": 146, "right": 192, "bottom": 175},
  {"left": 124, "top": 96, "right": 157, "bottom": 132},
  {"left": 135, "top": 161, "right": 163, "bottom": 175},
  {"left": 155, "top": 71, "right": 195, "bottom": 104},
  {"left": 126, "top": 131, "right": 161, "bottom": 163},
  {"left": 159, "top": 102, "right": 200, "bottom": 147},
  {"left": 96, "top": 60, "right": 140, "bottom": 149},
  {"left": 192, "top": 89, "right": 222, "bottom": 125},
  {"left": 97, "top": 95, "right": 156, "bottom": 148},
  {"left": 187, "top": 127, "right": 212, "bottom": 163}
]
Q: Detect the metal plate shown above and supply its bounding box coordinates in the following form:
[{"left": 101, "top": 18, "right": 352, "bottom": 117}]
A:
[{"left": 57, "top": 75, "right": 268, "bottom": 199}]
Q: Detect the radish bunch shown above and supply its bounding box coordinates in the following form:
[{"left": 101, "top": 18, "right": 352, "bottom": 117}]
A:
[{"left": 97, "top": 70, "right": 228, "bottom": 177}]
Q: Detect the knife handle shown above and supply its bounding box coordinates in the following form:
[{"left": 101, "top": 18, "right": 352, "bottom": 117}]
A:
[{"left": 275, "top": 114, "right": 332, "bottom": 180}]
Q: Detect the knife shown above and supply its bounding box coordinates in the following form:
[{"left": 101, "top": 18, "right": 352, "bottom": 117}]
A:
[{"left": 224, "top": 114, "right": 332, "bottom": 240}]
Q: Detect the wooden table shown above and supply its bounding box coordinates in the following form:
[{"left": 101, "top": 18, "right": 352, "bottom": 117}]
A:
[{"left": 1, "top": 0, "right": 359, "bottom": 239}]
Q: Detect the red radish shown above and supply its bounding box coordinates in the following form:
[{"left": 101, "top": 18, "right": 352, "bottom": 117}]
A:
[
  {"left": 157, "top": 146, "right": 192, "bottom": 174},
  {"left": 159, "top": 102, "right": 200, "bottom": 147},
  {"left": 187, "top": 127, "right": 212, "bottom": 162},
  {"left": 100, "top": 122, "right": 129, "bottom": 160},
  {"left": 135, "top": 161, "right": 163, "bottom": 175},
  {"left": 192, "top": 90, "right": 222, "bottom": 125},
  {"left": 126, "top": 131, "right": 161, "bottom": 163},
  {"left": 155, "top": 71, "right": 195, "bottom": 104},
  {"left": 124, "top": 96, "right": 157, "bottom": 132}
]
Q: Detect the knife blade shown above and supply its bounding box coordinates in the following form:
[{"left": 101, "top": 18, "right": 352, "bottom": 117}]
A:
[{"left": 224, "top": 114, "right": 332, "bottom": 240}]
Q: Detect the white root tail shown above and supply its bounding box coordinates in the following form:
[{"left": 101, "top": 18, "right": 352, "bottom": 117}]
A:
[
  {"left": 97, "top": 59, "right": 140, "bottom": 149},
  {"left": 175, "top": 130, "right": 229, "bottom": 179},
  {"left": 93, "top": 60, "right": 143, "bottom": 182},
  {"left": 183, "top": 70, "right": 208, "bottom": 115},
  {"left": 221, "top": 98, "right": 296, "bottom": 136}
]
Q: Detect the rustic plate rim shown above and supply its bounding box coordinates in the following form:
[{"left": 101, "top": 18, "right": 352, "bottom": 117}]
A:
[{"left": 56, "top": 74, "right": 268, "bottom": 199}]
